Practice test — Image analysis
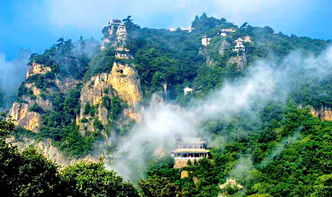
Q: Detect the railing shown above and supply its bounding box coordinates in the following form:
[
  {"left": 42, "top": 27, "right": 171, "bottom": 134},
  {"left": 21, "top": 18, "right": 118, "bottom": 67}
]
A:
[{"left": 174, "top": 157, "right": 205, "bottom": 160}]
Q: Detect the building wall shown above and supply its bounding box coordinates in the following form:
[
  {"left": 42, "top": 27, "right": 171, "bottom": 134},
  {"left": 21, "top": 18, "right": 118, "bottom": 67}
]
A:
[{"left": 174, "top": 158, "right": 202, "bottom": 168}]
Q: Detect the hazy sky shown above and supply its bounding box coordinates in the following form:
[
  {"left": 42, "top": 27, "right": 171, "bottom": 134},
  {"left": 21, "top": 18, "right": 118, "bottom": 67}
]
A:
[{"left": 1, "top": 0, "right": 331, "bottom": 60}]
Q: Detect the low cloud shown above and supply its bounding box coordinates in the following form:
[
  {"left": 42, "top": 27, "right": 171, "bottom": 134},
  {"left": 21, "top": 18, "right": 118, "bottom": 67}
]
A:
[
  {"left": 0, "top": 50, "right": 30, "bottom": 109},
  {"left": 106, "top": 45, "right": 332, "bottom": 182}
]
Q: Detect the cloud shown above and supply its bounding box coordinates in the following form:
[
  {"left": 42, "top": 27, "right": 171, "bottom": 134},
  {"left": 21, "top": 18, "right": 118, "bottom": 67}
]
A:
[
  {"left": 106, "top": 45, "right": 332, "bottom": 182},
  {"left": 44, "top": 0, "right": 312, "bottom": 29},
  {"left": 259, "top": 128, "right": 301, "bottom": 168},
  {"left": 0, "top": 50, "right": 30, "bottom": 109}
]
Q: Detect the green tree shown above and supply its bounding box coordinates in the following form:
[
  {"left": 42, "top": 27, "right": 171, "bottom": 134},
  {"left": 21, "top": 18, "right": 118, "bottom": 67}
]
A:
[
  {"left": 61, "top": 162, "right": 138, "bottom": 197},
  {"left": 0, "top": 115, "right": 62, "bottom": 197}
]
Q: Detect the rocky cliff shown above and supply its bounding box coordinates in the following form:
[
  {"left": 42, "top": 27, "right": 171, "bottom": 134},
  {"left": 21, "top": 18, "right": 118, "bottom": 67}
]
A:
[
  {"left": 8, "top": 62, "right": 78, "bottom": 132},
  {"left": 26, "top": 63, "right": 52, "bottom": 79},
  {"left": 228, "top": 54, "right": 247, "bottom": 69},
  {"left": 78, "top": 62, "right": 142, "bottom": 133},
  {"left": 8, "top": 63, "right": 53, "bottom": 132},
  {"left": 6, "top": 136, "right": 99, "bottom": 167},
  {"left": 310, "top": 107, "right": 332, "bottom": 121},
  {"left": 8, "top": 56, "right": 143, "bottom": 165},
  {"left": 8, "top": 102, "right": 41, "bottom": 132}
]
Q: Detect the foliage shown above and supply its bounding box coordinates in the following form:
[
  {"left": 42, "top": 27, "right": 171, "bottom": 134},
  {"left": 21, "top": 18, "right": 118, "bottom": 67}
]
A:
[
  {"left": 3, "top": 13, "right": 332, "bottom": 196},
  {"left": 38, "top": 86, "right": 101, "bottom": 157},
  {"left": 29, "top": 38, "right": 92, "bottom": 80},
  {"left": 0, "top": 118, "right": 138, "bottom": 196},
  {"left": 140, "top": 103, "right": 332, "bottom": 196},
  {"left": 0, "top": 116, "right": 61, "bottom": 196},
  {"left": 85, "top": 47, "right": 115, "bottom": 78},
  {"left": 93, "top": 119, "right": 104, "bottom": 130},
  {"left": 61, "top": 162, "right": 139, "bottom": 197},
  {"left": 29, "top": 103, "right": 44, "bottom": 113},
  {"left": 102, "top": 95, "right": 126, "bottom": 120}
]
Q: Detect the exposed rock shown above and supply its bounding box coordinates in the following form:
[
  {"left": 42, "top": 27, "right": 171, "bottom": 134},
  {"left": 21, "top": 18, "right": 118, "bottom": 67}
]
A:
[
  {"left": 228, "top": 53, "right": 247, "bottom": 69},
  {"left": 26, "top": 63, "right": 51, "bottom": 79},
  {"left": 109, "top": 62, "right": 142, "bottom": 106},
  {"left": 8, "top": 80, "right": 53, "bottom": 132},
  {"left": 78, "top": 62, "right": 142, "bottom": 132},
  {"left": 219, "top": 179, "right": 243, "bottom": 190},
  {"left": 199, "top": 48, "right": 215, "bottom": 66},
  {"left": 25, "top": 83, "right": 53, "bottom": 111},
  {"left": 218, "top": 179, "right": 243, "bottom": 197},
  {"left": 6, "top": 136, "right": 99, "bottom": 167},
  {"left": 55, "top": 77, "right": 79, "bottom": 92},
  {"left": 79, "top": 62, "right": 141, "bottom": 107},
  {"left": 123, "top": 108, "right": 140, "bottom": 121},
  {"left": 310, "top": 107, "right": 332, "bottom": 121},
  {"left": 219, "top": 40, "right": 230, "bottom": 55},
  {"left": 25, "top": 83, "right": 41, "bottom": 96},
  {"left": 9, "top": 61, "right": 76, "bottom": 132},
  {"left": 100, "top": 38, "right": 111, "bottom": 51},
  {"left": 8, "top": 102, "right": 41, "bottom": 133}
]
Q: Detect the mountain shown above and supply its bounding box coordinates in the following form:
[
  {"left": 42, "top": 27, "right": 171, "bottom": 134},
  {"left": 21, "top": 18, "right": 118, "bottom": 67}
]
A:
[{"left": 2, "top": 14, "right": 332, "bottom": 196}]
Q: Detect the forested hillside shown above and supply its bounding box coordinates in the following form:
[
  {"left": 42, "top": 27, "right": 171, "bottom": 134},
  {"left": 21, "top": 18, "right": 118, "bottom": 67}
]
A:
[{"left": 1, "top": 14, "right": 331, "bottom": 196}]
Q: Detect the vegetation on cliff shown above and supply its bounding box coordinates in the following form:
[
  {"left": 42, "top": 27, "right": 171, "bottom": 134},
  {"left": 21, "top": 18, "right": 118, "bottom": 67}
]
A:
[
  {"left": 3, "top": 13, "right": 332, "bottom": 196},
  {"left": 0, "top": 115, "right": 138, "bottom": 196},
  {"left": 140, "top": 103, "right": 332, "bottom": 196}
]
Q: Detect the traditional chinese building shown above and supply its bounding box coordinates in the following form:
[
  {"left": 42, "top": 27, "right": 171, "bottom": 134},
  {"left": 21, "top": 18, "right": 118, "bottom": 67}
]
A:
[
  {"left": 201, "top": 36, "right": 211, "bottom": 46},
  {"left": 115, "top": 47, "right": 132, "bottom": 59},
  {"left": 172, "top": 137, "right": 210, "bottom": 168},
  {"left": 233, "top": 38, "right": 245, "bottom": 52},
  {"left": 243, "top": 36, "right": 252, "bottom": 43},
  {"left": 109, "top": 19, "right": 122, "bottom": 25},
  {"left": 169, "top": 27, "right": 193, "bottom": 32},
  {"left": 116, "top": 24, "right": 127, "bottom": 44},
  {"left": 220, "top": 28, "right": 236, "bottom": 37},
  {"left": 183, "top": 87, "right": 193, "bottom": 95}
]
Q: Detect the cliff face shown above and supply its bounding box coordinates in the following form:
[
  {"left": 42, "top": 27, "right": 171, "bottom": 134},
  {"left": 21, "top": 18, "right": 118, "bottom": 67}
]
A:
[
  {"left": 26, "top": 63, "right": 52, "bottom": 79},
  {"left": 228, "top": 53, "right": 247, "bottom": 69},
  {"left": 78, "top": 62, "right": 142, "bottom": 133},
  {"left": 310, "top": 107, "right": 332, "bottom": 121},
  {"left": 219, "top": 40, "right": 230, "bottom": 55},
  {"left": 6, "top": 136, "right": 98, "bottom": 167},
  {"left": 8, "top": 63, "right": 54, "bottom": 132},
  {"left": 109, "top": 62, "right": 142, "bottom": 106},
  {"left": 7, "top": 18, "right": 144, "bottom": 165},
  {"left": 8, "top": 102, "right": 41, "bottom": 132},
  {"left": 8, "top": 62, "right": 79, "bottom": 132}
]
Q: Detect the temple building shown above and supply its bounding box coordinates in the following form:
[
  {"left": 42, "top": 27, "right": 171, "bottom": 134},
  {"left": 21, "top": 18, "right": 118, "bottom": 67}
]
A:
[
  {"left": 233, "top": 38, "right": 245, "bottom": 52},
  {"left": 243, "top": 36, "right": 252, "bottom": 43},
  {"left": 115, "top": 47, "right": 132, "bottom": 59},
  {"left": 183, "top": 87, "right": 193, "bottom": 95},
  {"left": 180, "top": 27, "right": 193, "bottom": 32},
  {"left": 169, "top": 27, "right": 193, "bottom": 32},
  {"left": 172, "top": 137, "right": 210, "bottom": 168},
  {"left": 220, "top": 28, "right": 236, "bottom": 37},
  {"left": 201, "top": 36, "right": 211, "bottom": 46},
  {"left": 109, "top": 19, "right": 122, "bottom": 25},
  {"left": 116, "top": 24, "right": 127, "bottom": 44}
]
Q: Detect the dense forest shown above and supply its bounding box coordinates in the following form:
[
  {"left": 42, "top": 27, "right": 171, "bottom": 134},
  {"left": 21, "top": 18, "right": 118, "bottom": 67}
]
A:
[{"left": 2, "top": 14, "right": 332, "bottom": 196}]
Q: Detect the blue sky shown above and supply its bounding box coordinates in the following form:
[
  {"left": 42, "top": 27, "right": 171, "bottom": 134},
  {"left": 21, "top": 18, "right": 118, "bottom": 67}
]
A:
[{"left": 1, "top": 0, "right": 332, "bottom": 60}]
